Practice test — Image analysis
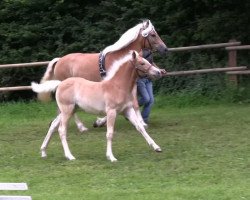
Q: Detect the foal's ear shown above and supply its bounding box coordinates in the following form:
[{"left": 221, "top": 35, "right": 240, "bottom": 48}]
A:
[{"left": 132, "top": 51, "right": 137, "bottom": 60}]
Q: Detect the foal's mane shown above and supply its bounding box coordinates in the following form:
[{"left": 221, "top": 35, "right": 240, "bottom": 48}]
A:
[
  {"left": 104, "top": 51, "right": 138, "bottom": 81},
  {"left": 102, "top": 20, "right": 154, "bottom": 56}
]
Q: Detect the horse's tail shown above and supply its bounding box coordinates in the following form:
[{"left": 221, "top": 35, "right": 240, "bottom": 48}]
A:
[
  {"left": 31, "top": 80, "right": 61, "bottom": 94},
  {"left": 38, "top": 58, "right": 60, "bottom": 102}
]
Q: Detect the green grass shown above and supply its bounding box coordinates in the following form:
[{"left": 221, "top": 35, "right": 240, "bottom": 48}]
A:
[{"left": 0, "top": 100, "right": 249, "bottom": 200}]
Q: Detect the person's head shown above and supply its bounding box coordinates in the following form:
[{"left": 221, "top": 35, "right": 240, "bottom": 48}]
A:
[{"left": 142, "top": 49, "right": 153, "bottom": 64}]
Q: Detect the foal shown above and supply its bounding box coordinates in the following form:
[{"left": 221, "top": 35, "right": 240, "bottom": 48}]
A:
[{"left": 32, "top": 51, "right": 162, "bottom": 162}]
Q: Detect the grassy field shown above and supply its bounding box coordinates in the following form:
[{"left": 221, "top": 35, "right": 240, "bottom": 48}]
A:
[{"left": 0, "top": 100, "right": 249, "bottom": 200}]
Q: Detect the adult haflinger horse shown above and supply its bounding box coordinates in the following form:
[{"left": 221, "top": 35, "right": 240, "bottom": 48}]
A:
[
  {"left": 32, "top": 51, "right": 162, "bottom": 162},
  {"left": 38, "top": 19, "right": 167, "bottom": 130}
]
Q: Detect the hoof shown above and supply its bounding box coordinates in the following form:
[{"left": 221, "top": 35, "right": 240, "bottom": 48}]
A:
[
  {"left": 155, "top": 148, "right": 162, "bottom": 152},
  {"left": 93, "top": 122, "right": 98, "bottom": 128},
  {"left": 106, "top": 155, "right": 118, "bottom": 162},
  {"left": 41, "top": 150, "right": 47, "bottom": 158},
  {"left": 79, "top": 126, "right": 88, "bottom": 133},
  {"left": 66, "top": 155, "right": 76, "bottom": 160},
  {"left": 93, "top": 121, "right": 106, "bottom": 128}
]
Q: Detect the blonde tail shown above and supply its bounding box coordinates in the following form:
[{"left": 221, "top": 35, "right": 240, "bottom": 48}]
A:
[
  {"left": 31, "top": 80, "right": 61, "bottom": 93},
  {"left": 38, "top": 58, "right": 60, "bottom": 102}
]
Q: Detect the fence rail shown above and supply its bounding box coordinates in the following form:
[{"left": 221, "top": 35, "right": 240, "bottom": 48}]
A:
[
  {"left": 225, "top": 45, "right": 250, "bottom": 51},
  {"left": 0, "top": 86, "right": 32, "bottom": 92},
  {"left": 0, "top": 41, "right": 248, "bottom": 92},
  {"left": 163, "top": 66, "right": 247, "bottom": 76},
  {"left": 0, "top": 61, "right": 49, "bottom": 69},
  {"left": 168, "top": 41, "right": 241, "bottom": 52}
]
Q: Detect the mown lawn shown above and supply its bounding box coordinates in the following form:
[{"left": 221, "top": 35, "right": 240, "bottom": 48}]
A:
[{"left": 0, "top": 101, "right": 249, "bottom": 200}]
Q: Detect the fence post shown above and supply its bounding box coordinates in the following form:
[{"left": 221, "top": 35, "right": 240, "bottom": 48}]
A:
[{"left": 228, "top": 39, "right": 238, "bottom": 85}]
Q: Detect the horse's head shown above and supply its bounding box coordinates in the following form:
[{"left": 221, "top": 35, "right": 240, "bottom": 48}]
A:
[
  {"left": 140, "top": 20, "right": 168, "bottom": 56},
  {"left": 131, "top": 51, "right": 161, "bottom": 79}
]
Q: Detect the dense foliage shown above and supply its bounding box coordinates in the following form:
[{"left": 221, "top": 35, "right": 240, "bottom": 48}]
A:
[{"left": 0, "top": 0, "right": 250, "bottom": 101}]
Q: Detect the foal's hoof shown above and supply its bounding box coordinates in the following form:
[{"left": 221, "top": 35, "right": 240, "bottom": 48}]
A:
[
  {"left": 155, "top": 148, "right": 162, "bottom": 152},
  {"left": 41, "top": 150, "right": 47, "bottom": 158},
  {"left": 93, "top": 121, "right": 106, "bottom": 128},
  {"left": 78, "top": 126, "right": 88, "bottom": 133},
  {"left": 93, "top": 121, "right": 98, "bottom": 128},
  {"left": 66, "top": 155, "right": 76, "bottom": 160}
]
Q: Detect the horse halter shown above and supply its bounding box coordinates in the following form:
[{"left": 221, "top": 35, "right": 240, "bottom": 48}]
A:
[
  {"left": 141, "top": 25, "right": 155, "bottom": 50},
  {"left": 133, "top": 57, "right": 153, "bottom": 78},
  {"left": 134, "top": 49, "right": 154, "bottom": 77}
]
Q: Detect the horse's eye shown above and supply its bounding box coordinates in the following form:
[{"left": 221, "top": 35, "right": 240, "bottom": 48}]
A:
[
  {"left": 141, "top": 63, "right": 145, "bottom": 65},
  {"left": 151, "top": 34, "right": 156, "bottom": 37}
]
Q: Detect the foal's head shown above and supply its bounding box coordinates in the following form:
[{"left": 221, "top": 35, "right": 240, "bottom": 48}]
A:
[
  {"left": 140, "top": 20, "right": 168, "bottom": 55},
  {"left": 131, "top": 51, "right": 161, "bottom": 79}
]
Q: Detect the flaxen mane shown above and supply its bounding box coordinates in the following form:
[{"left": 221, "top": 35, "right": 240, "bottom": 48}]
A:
[{"left": 102, "top": 20, "right": 154, "bottom": 56}]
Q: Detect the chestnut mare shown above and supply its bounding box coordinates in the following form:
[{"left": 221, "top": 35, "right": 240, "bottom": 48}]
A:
[
  {"left": 32, "top": 51, "right": 162, "bottom": 162},
  {"left": 39, "top": 19, "right": 167, "bottom": 130}
]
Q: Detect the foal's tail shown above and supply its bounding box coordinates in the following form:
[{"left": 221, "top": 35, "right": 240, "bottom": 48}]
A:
[
  {"left": 31, "top": 80, "right": 61, "bottom": 94},
  {"left": 38, "top": 58, "right": 60, "bottom": 102}
]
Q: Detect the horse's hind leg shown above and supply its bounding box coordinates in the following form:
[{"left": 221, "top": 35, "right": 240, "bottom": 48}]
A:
[
  {"left": 41, "top": 114, "right": 61, "bottom": 158},
  {"left": 59, "top": 106, "right": 76, "bottom": 160},
  {"left": 74, "top": 113, "right": 88, "bottom": 132},
  {"left": 124, "top": 107, "right": 161, "bottom": 152}
]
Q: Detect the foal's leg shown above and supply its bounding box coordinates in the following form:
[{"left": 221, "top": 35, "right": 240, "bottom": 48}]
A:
[
  {"left": 40, "top": 114, "right": 61, "bottom": 158},
  {"left": 59, "top": 106, "right": 76, "bottom": 160},
  {"left": 74, "top": 113, "right": 88, "bottom": 132},
  {"left": 93, "top": 116, "right": 107, "bottom": 127},
  {"left": 132, "top": 85, "right": 148, "bottom": 127},
  {"left": 106, "top": 109, "right": 117, "bottom": 162},
  {"left": 124, "top": 107, "right": 162, "bottom": 152}
]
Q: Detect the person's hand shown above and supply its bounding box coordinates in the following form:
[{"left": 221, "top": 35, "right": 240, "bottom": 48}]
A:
[{"left": 160, "top": 69, "right": 167, "bottom": 75}]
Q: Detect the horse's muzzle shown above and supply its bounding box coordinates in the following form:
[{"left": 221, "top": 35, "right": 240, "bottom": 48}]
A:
[
  {"left": 157, "top": 45, "right": 168, "bottom": 56},
  {"left": 149, "top": 70, "right": 162, "bottom": 80}
]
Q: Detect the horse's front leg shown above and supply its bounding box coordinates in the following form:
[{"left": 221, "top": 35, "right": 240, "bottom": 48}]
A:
[
  {"left": 106, "top": 109, "right": 117, "bottom": 162},
  {"left": 74, "top": 113, "right": 88, "bottom": 132},
  {"left": 132, "top": 85, "right": 148, "bottom": 127},
  {"left": 124, "top": 107, "right": 162, "bottom": 152},
  {"left": 40, "top": 114, "right": 61, "bottom": 158}
]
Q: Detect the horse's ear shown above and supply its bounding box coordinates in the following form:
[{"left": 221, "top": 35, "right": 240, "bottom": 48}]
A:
[
  {"left": 145, "top": 20, "right": 150, "bottom": 28},
  {"left": 132, "top": 51, "right": 137, "bottom": 60}
]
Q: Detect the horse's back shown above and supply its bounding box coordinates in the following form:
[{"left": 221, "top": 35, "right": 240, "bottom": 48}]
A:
[{"left": 54, "top": 53, "right": 101, "bottom": 81}]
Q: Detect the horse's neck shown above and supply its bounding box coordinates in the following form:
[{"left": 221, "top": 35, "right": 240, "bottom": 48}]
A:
[
  {"left": 105, "top": 39, "right": 142, "bottom": 69},
  {"left": 108, "top": 62, "right": 137, "bottom": 93}
]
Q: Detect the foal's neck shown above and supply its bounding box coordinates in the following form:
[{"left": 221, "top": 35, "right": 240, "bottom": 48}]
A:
[{"left": 109, "top": 61, "right": 137, "bottom": 93}]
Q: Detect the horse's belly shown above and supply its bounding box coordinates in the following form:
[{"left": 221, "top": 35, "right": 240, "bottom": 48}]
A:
[{"left": 77, "top": 99, "right": 105, "bottom": 115}]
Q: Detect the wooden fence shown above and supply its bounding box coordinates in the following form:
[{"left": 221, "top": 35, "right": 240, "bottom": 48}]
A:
[{"left": 0, "top": 41, "right": 249, "bottom": 92}]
